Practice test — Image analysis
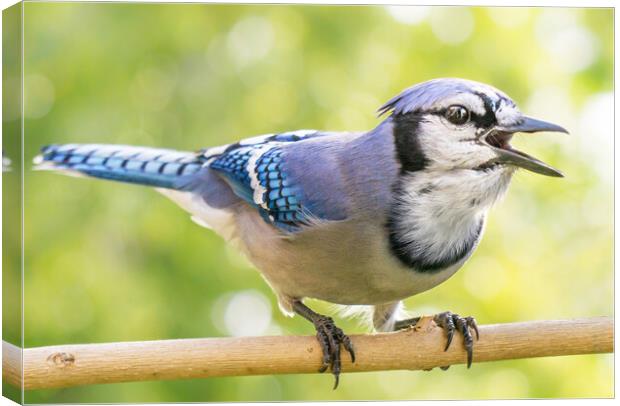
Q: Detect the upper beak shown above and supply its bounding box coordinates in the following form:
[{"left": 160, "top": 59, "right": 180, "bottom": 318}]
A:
[
  {"left": 496, "top": 116, "right": 569, "bottom": 135},
  {"left": 482, "top": 116, "right": 568, "bottom": 178}
]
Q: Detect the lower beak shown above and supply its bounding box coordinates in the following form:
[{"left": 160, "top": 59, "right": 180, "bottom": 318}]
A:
[{"left": 482, "top": 116, "right": 568, "bottom": 177}]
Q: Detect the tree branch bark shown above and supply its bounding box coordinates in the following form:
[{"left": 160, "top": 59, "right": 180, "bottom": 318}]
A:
[{"left": 2, "top": 317, "right": 612, "bottom": 390}]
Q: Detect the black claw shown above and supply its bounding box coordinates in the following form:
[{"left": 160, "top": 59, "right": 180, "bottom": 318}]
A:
[
  {"left": 445, "top": 325, "right": 455, "bottom": 351},
  {"left": 336, "top": 329, "right": 356, "bottom": 363},
  {"left": 466, "top": 316, "right": 480, "bottom": 340},
  {"left": 331, "top": 340, "right": 341, "bottom": 374},
  {"left": 434, "top": 311, "right": 480, "bottom": 369},
  {"left": 293, "top": 301, "right": 355, "bottom": 388},
  {"left": 433, "top": 312, "right": 456, "bottom": 351},
  {"left": 344, "top": 339, "right": 356, "bottom": 363},
  {"left": 316, "top": 327, "right": 331, "bottom": 373},
  {"left": 312, "top": 315, "right": 354, "bottom": 388},
  {"left": 456, "top": 318, "right": 474, "bottom": 368}
]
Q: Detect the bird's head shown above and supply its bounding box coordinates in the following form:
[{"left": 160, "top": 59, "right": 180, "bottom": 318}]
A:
[{"left": 380, "top": 78, "right": 567, "bottom": 178}]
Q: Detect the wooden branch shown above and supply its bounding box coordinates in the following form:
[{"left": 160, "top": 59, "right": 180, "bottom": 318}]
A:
[{"left": 2, "top": 317, "right": 612, "bottom": 390}]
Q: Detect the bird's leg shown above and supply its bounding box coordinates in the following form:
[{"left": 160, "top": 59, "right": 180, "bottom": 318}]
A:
[
  {"left": 393, "top": 311, "right": 479, "bottom": 369},
  {"left": 292, "top": 300, "right": 355, "bottom": 389}
]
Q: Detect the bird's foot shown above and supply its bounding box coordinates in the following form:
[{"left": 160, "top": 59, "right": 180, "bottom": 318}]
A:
[
  {"left": 433, "top": 311, "right": 480, "bottom": 368},
  {"left": 292, "top": 300, "right": 355, "bottom": 388},
  {"left": 393, "top": 313, "right": 478, "bottom": 370},
  {"left": 312, "top": 315, "right": 355, "bottom": 389}
]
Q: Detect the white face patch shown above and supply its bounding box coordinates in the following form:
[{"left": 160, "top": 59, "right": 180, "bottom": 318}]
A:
[
  {"left": 414, "top": 83, "right": 524, "bottom": 173},
  {"left": 494, "top": 100, "right": 522, "bottom": 126},
  {"left": 416, "top": 116, "right": 500, "bottom": 171}
]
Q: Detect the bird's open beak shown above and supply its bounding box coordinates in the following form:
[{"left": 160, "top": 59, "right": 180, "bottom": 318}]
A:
[{"left": 480, "top": 116, "right": 568, "bottom": 177}]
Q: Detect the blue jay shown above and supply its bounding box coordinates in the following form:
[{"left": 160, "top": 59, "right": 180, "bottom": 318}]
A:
[{"left": 34, "top": 78, "right": 566, "bottom": 388}]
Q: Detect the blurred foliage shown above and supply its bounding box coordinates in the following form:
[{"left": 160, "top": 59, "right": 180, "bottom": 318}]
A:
[
  {"left": 2, "top": 4, "right": 23, "bottom": 404},
  {"left": 4, "top": 2, "right": 613, "bottom": 402},
  {"left": 3, "top": 2, "right": 22, "bottom": 347}
]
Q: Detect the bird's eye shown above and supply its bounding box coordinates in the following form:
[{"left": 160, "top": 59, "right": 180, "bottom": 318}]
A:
[{"left": 444, "top": 105, "right": 470, "bottom": 125}]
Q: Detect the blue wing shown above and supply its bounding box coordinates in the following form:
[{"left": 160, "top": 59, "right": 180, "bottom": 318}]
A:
[{"left": 208, "top": 130, "right": 346, "bottom": 231}]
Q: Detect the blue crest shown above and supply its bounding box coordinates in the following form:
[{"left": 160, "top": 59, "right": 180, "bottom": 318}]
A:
[{"left": 378, "top": 78, "right": 514, "bottom": 116}]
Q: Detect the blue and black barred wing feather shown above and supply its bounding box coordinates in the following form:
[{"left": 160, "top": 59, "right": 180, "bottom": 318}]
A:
[
  {"left": 208, "top": 130, "right": 339, "bottom": 232},
  {"left": 34, "top": 130, "right": 346, "bottom": 232},
  {"left": 199, "top": 129, "right": 326, "bottom": 162},
  {"left": 34, "top": 144, "right": 205, "bottom": 190}
]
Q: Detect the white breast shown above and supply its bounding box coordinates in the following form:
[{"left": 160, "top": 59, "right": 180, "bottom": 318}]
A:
[{"left": 391, "top": 168, "right": 513, "bottom": 270}]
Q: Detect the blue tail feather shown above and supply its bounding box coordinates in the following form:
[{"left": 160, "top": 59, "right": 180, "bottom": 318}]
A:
[{"left": 34, "top": 144, "right": 205, "bottom": 190}]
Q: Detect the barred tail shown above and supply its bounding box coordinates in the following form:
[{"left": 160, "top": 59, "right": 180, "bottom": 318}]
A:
[{"left": 33, "top": 144, "right": 205, "bottom": 190}]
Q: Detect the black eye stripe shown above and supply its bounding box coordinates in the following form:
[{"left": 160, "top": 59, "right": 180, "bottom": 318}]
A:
[
  {"left": 411, "top": 89, "right": 509, "bottom": 129},
  {"left": 475, "top": 91, "right": 497, "bottom": 111},
  {"left": 473, "top": 92, "right": 500, "bottom": 127},
  {"left": 427, "top": 108, "right": 496, "bottom": 129},
  {"left": 431, "top": 91, "right": 506, "bottom": 128}
]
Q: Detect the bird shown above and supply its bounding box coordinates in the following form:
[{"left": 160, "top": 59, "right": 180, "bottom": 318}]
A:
[{"left": 34, "top": 78, "right": 567, "bottom": 388}]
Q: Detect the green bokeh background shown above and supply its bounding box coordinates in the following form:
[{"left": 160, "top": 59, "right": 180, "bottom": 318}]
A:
[{"left": 5, "top": 2, "right": 614, "bottom": 402}]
